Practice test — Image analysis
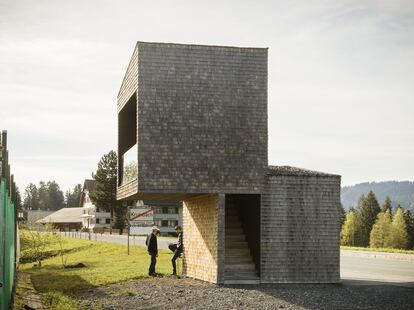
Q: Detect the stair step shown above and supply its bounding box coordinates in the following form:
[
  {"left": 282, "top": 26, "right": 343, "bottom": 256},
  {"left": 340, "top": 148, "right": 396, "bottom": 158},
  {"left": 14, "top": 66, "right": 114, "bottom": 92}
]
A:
[
  {"left": 225, "top": 259, "right": 254, "bottom": 265},
  {"left": 225, "top": 263, "right": 256, "bottom": 272},
  {"left": 225, "top": 242, "right": 249, "bottom": 249},
  {"left": 226, "top": 228, "right": 243, "bottom": 234},
  {"left": 225, "top": 271, "right": 259, "bottom": 279},
  {"left": 225, "top": 249, "right": 251, "bottom": 256},
  {"left": 224, "top": 279, "right": 260, "bottom": 285},
  {"left": 224, "top": 234, "right": 246, "bottom": 242}
]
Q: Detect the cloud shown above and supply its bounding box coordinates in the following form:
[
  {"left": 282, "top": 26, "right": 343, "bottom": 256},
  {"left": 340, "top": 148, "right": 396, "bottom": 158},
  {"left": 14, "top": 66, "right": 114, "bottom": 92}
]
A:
[{"left": 0, "top": 0, "right": 413, "bottom": 192}]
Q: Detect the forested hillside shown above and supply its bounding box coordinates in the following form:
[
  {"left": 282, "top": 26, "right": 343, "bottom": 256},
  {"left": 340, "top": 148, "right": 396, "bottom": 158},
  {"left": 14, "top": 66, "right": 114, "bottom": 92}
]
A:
[{"left": 341, "top": 181, "right": 414, "bottom": 213}]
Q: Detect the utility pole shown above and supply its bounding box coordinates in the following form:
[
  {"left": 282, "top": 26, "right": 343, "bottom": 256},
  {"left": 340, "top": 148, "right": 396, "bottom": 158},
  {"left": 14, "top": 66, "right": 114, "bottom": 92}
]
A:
[{"left": 127, "top": 205, "right": 130, "bottom": 255}]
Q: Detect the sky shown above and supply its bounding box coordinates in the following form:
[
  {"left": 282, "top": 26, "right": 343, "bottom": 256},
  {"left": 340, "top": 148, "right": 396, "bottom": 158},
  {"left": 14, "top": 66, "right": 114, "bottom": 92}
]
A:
[{"left": 0, "top": 0, "right": 413, "bottom": 194}]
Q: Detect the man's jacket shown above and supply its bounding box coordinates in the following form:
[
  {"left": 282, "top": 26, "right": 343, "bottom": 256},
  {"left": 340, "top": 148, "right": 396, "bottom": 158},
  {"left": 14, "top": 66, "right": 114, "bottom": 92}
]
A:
[
  {"left": 177, "top": 232, "right": 183, "bottom": 252},
  {"left": 146, "top": 233, "right": 158, "bottom": 255}
]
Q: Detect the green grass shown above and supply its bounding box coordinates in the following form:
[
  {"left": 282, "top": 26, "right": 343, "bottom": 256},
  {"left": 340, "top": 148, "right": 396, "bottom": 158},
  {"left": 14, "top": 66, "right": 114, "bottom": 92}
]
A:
[
  {"left": 19, "top": 236, "right": 172, "bottom": 309},
  {"left": 341, "top": 246, "right": 414, "bottom": 255}
]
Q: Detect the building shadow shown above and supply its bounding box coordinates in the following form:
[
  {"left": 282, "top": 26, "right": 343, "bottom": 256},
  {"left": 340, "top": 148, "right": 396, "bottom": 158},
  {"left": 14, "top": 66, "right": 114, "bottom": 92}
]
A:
[
  {"left": 226, "top": 279, "right": 414, "bottom": 310},
  {"left": 30, "top": 273, "right": 95, "bottom": 293}
]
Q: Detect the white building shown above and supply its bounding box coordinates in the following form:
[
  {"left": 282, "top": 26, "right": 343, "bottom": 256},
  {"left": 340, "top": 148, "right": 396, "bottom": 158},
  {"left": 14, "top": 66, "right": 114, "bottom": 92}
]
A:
[
  {"left": 80, "top": 179, "right": 111, "bottom": 230},
  {"left": 141, "top": 200, "right": 182, "bottom": 236}
]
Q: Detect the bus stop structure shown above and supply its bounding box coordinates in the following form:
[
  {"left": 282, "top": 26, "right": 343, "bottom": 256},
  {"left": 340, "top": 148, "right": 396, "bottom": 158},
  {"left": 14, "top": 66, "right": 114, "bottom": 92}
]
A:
[{"left": 116, "top": 42, "right": 341, "bottom": 284}]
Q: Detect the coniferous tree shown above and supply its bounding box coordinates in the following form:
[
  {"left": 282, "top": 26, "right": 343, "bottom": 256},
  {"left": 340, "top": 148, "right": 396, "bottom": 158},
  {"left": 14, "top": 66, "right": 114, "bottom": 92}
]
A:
[
  {"left": 387, "top": 208, "right": 409, "bottom": 249},
  {"left": 90, "top": 151, "right": 121, "bottom": 231},
  {"left": 338, "top": 203, "right": 346, "bottom": 228},
  {"left": 47, "top": 181, "right": 64, "bottom": 210},
  {"left": 382, "top": 196, "right": 392, "bottom": 215},
  {"left": 341, "top": 211, "right": 358, "bottom": 246},
  {"left": 38, "top": 181, "right": 50, "bottom": 210},
  {"left": 403, "top": 210, "right": 414, "bottom": 250},
  {"left": 23, "top": 183, "right": 39, "bottom": 210},
  {"left": 15, "top": 186, "right": 22, "bottom": 211},
  {"left": 370, "top": 210, "right": 392, "bottom": 248},
  {"left": 65, "top": 184, "right": 82, "bottom": 208},
  {"left": 72, "top": 184, "right": 82, "bottom": 207},
  {"left": 355, "top": 191, "right": 381, "bottom": 247}
]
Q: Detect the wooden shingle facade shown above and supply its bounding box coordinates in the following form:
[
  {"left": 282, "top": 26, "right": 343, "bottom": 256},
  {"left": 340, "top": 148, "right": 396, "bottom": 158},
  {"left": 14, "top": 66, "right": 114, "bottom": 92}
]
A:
[{"left": 117, "top": 42, "right": 341, "bottom": 284}]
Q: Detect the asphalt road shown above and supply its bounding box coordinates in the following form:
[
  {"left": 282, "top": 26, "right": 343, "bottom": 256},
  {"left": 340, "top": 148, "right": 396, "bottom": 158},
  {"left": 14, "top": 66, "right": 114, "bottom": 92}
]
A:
[
  {"left": 62, "top": 232, "right": 414, "bottom": 286},
  {"left": 341, "top": 254, "right": 414, "bottom": 286}
]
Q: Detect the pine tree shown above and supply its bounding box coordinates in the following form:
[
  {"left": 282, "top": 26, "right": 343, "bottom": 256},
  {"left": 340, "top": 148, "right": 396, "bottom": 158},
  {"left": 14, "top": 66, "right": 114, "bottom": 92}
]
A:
[
  {"left": 387, "top": 208, "right": 409, "bottom": 249},
  {"left": 15, "top": 186, "right": 22, "bottom": 211},
  {"left": 90, "top": 151, "right": 121, "bottom": 231},
  {"left": 370, "top": 210, "right": 392, "bottom": 248},
  {"left": 382, "top": 196, "right": 392, "bottom": 215},
  {"left": 341, "top": 211, "right": 358, "bottom": 246},
  {"left": 355, "top": 191, "right": 381, "bottom": 247},
  {"left": 47, "top": 181, "right": 64, "bottom": 211},
  {"left": 403, "top": 210, "right": 414, "bottom": 250},
  {"left": 65, "top": 184, "right": 82, "bottom": 208},
  {"left": 23, "top": 183, "right": 39, "bottom": 210},
  {"left": 338, "top": 203, "right": 346, "bottom": 228},
  {"left": 38, "top": 181, "right": 50, "bottom": 210},
  {"left": 72, "top": 184, "right": 82, "bottom": 207},
  {"left": 113, "top": 203, "right": 127, "bottom": 232}
]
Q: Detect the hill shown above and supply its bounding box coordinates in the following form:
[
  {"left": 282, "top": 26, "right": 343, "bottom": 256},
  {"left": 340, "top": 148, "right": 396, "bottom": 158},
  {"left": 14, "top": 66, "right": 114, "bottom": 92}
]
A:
[{"left": 341, "top": 181, "right": 414, "bottom": 213}]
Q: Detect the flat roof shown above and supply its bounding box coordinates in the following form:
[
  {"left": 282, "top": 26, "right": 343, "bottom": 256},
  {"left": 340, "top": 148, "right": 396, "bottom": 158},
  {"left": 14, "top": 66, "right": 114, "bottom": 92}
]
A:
[
  {"left": 136, "top": 41, "right": 268, "bottom": 51},
  {"left": 267, "top": 165, "right": 340, "bottom": 178}
]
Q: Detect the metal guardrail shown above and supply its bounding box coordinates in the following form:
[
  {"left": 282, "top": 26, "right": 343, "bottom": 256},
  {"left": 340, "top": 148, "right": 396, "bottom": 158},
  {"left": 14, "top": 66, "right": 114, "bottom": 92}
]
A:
[{"left": 0, "top": 131, "right": 18, "bottom": 310}]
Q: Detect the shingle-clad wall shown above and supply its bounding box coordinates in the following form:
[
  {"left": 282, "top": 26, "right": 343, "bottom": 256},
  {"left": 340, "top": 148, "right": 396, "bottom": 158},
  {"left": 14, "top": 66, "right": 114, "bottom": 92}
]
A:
[
  {"left": 118, "top": 46, "right": 138, "bottom": 112},
  {"left": 135, "top": 42, "right": 268, "bottom": 195},
  {"left": 117, "top": 179, "right": 138, "bottom": 200},
  {"left": 261, "top": 166, "right": 341, "bottom": 283},
  {"left": 182, "top": 194, "right": 225, "bottom": 283}
]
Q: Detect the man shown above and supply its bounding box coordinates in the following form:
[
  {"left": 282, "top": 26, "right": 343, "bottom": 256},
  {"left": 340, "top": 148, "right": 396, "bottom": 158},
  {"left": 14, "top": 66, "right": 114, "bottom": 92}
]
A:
[
  {"left": 146, "top": 226, "right": 159, "bottom": 276},
  {"left": 168, "top": 225, "right": 183, "bottom": 276}
]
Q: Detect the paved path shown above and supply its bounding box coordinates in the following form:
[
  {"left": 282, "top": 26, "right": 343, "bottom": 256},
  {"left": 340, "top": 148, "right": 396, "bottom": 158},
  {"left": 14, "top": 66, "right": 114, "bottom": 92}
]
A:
[
  {"left": 61, "top": 232, "right": 414, "bottom": 286},
  {"left": 59, "top": 231, "right": 176, "bottom": 249}
]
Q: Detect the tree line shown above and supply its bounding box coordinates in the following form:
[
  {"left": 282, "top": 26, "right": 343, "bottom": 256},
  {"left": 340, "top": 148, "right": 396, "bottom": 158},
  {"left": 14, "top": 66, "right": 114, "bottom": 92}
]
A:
[
  {"left": 340, "top": 191, "right": 414, "bottom": 250},
  {"left": 20, "top": 150, "right": 127, "bottom": 232},
  {"left": 23, "top": 181, "right": 82, "bottom": 210}
]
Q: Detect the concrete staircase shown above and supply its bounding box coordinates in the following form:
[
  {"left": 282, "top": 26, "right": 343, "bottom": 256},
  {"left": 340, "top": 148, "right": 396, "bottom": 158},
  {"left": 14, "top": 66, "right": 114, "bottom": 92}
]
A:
[{"left": 224, "top": 206, "right": 259, "bottom": 284}]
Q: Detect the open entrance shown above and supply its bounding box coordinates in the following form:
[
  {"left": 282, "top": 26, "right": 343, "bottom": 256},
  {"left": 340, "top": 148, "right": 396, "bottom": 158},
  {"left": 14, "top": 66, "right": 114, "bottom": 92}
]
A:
[{"left": 225, "top": 194, "right": 260, "bottom": 284}]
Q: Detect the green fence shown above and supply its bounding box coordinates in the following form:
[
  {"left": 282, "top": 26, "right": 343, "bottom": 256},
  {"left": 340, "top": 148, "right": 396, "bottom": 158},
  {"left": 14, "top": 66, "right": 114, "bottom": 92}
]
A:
[{"left": 0, "top": 131, "right": 18, "bottom": 310}]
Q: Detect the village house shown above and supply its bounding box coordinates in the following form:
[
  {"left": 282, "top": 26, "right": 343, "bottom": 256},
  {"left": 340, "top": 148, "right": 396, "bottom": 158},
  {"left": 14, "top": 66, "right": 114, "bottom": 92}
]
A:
[
  {"left": 79, "top": 179, "right": 111, "bottom": 230},
  {"left": 37, "top": 207, "right": 83, "bottom": 231}
]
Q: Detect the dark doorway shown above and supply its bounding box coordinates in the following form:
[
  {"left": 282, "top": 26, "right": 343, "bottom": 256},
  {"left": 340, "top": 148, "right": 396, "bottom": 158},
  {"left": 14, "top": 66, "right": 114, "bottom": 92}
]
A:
[{"left": 225, "top": 194, "right": 261, "bottom": 275}]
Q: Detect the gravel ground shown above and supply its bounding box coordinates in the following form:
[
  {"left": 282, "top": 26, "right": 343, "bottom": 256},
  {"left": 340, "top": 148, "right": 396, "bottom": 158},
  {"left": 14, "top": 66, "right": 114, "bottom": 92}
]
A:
[{"left": 76, "top": 277, "right": 414, "bottom": 310}]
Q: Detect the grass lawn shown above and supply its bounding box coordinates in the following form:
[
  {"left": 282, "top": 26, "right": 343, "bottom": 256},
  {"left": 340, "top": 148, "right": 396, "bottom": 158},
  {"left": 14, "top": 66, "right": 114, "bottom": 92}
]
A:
[
  {"left": 341, "top": 246, "right": 414, "bottom": 255},
  {"left": 18, "top": 236, "right": 173, "bottom": 309}
]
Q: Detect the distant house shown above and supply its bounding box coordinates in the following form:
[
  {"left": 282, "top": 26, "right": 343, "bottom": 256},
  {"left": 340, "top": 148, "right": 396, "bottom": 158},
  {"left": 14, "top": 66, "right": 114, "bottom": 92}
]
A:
[
  {"left": 37, "top": 207, "right": 83, "bottom": 230},
  {"left": 79, "top": 179, "right": 111, "bottom": 230},
  {"left": 144, "top": 200, "right": 182, "bottom": 236},
  {"left": 22, "top": 209, "right": 54, "bottom": 231},
  {"left": 128, "top": 200, "right": 182, "bottom": 236}
]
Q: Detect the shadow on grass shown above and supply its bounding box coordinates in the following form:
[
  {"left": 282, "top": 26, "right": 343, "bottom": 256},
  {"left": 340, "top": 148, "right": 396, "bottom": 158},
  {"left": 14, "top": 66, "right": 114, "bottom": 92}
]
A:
[
  {"left": 20, "top": 244, "right": 93, "bottom": 264},
  {"left": 31, "top": 272, "right": 95, "bottom": 293}
]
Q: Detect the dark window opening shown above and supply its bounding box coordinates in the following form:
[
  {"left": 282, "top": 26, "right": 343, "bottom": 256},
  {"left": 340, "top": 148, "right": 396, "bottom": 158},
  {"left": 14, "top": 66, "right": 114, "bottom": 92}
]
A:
[{"left": 118, "top": 94, "right": 137, "bottom": 186}]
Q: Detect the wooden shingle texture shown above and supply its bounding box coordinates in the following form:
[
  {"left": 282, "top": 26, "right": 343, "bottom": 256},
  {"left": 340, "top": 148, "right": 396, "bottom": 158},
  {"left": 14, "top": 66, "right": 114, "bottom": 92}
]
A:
[
  {"left": 261, "top": 166, "right": 341, "bottom": 283},
  {"left": 182, "top": 194, "right": 225, "bottom": 283},
  {"left": 117, "top": 42, "right": 268, "bottom": 198}
]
